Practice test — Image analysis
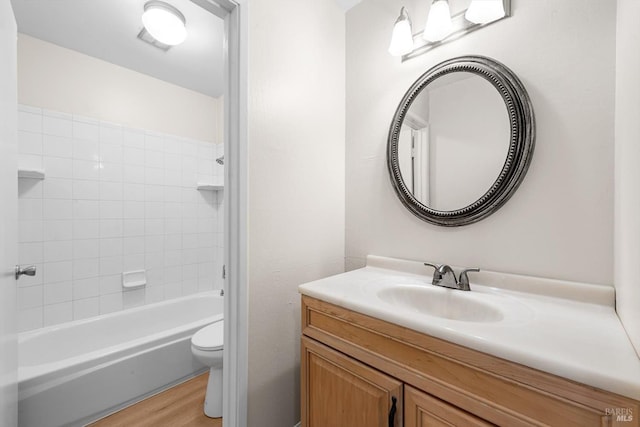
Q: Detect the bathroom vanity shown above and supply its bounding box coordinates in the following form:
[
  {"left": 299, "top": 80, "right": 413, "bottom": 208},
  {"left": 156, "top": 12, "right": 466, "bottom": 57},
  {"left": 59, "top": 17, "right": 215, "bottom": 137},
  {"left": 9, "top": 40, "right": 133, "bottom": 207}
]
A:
[{"left": 299, "top": 256, "right": 640, "bottom": 427}]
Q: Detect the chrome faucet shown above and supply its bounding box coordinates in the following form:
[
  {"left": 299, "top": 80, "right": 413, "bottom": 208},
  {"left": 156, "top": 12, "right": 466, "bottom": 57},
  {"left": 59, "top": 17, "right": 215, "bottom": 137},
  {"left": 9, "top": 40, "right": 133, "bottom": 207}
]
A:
[{"left": 424, "top": 263, "right": 480, "bottom": 291}]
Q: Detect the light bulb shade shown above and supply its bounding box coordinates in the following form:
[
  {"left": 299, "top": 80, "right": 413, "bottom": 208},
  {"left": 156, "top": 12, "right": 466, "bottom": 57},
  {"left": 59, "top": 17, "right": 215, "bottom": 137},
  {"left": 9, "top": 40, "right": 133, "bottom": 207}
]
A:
[
  {"left": 423, "top": 0, "right": 453, "bottom": 42},
  {"left": 142, "top": 1, "right": 187, "bottom": 46},
  {"left": 465, "top": 0, "right": 506, "bottom": 24},
  {"left": 388, "top": 7, "right": 414, "bottom": 56}
]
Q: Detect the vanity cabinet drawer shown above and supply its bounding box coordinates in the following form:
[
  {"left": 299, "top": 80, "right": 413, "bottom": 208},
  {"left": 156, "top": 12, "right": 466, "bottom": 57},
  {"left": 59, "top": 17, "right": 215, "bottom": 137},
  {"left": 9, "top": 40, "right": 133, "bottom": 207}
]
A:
[{"left": 301, "top": 296, "right": 639, "bottom": 427}]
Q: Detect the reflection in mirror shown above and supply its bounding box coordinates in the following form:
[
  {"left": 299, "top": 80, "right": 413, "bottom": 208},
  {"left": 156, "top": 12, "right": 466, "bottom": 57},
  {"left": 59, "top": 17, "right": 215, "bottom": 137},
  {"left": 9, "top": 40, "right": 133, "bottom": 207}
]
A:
[{"left": 398, "top": 72, "right": 510, "bottom": 211}]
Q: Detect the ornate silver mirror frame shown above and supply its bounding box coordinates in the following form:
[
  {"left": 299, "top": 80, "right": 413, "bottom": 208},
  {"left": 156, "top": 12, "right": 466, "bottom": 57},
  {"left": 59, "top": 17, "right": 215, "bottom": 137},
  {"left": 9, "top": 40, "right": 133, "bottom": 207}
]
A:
[{"left": 387, "top": 55, "right": 535, "bottom": 227}]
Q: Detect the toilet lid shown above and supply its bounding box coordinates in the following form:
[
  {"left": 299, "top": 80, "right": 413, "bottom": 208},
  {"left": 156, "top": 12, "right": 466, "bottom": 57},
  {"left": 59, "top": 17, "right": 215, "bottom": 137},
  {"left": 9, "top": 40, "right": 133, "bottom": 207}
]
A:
[{"left": 192, "top": 321, "right": 224, "bottom": 351}]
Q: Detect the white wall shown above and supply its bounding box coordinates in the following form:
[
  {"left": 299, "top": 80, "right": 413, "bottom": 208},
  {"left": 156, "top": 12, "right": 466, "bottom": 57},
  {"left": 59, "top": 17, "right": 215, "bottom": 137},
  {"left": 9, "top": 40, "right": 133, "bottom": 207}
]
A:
[
  {"left": 614, "top": 0, "right": 640, "bottom": 356},
  {"left": 18, "top": 34, "right": 221, "bottom": 144},
  {"left": 346, "top": 0, "right": 616, "bottom": 285},
  {"left": 247, "top": 0, "right": 346, "bottom": 426}
]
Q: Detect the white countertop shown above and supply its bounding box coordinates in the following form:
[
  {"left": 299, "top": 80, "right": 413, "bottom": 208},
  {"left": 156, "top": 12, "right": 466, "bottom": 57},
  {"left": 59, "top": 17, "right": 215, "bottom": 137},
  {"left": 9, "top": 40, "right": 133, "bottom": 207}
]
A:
[{"left": 298, "top": 256, "right": 640, "bottom": 400}]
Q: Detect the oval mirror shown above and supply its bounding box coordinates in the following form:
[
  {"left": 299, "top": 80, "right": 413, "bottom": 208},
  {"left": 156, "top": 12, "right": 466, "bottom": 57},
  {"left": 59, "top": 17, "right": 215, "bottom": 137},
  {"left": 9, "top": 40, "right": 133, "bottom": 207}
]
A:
[{"left": 387, "top": 56, "right": 535, "bottom": 226}]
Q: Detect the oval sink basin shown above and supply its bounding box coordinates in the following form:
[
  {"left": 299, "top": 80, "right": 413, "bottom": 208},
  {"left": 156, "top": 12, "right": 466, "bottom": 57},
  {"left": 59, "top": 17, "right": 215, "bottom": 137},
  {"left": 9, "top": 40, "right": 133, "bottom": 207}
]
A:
[{"left": 377, "top": 285, "right": 504, "bottom": 323}]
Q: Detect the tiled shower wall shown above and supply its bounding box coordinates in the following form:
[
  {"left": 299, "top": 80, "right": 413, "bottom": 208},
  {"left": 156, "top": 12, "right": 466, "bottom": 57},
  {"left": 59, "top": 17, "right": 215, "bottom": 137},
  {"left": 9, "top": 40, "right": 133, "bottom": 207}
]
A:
[{"left": 17, "top": 105, "right": 224, "bottom": 332}]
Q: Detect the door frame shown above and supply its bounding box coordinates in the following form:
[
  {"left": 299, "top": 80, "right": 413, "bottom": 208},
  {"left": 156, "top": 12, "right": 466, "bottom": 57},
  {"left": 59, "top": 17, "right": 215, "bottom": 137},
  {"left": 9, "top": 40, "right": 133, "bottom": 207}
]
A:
[{"left": 196, "top": 0, "right": 248, "bottom": 425}]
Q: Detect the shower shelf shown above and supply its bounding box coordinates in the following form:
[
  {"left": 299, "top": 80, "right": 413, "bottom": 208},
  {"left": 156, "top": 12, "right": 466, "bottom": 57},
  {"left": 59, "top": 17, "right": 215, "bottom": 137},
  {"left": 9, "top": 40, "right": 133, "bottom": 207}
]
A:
[
  {"left": 197, "top": 183, "right": 224, "bottom": 191},
  {"left": 18, "top": 169, "right": 45, "bottom": 179}
]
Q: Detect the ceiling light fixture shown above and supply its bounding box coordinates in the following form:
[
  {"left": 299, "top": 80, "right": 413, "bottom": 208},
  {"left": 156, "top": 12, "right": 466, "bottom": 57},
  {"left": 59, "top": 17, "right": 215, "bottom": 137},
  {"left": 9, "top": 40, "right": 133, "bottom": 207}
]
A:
[
  {"left": 388, "top": 7, "right": 414, "bottom": 56},
  {"left": 465, "top": 0, "right": 506, "bottom": 24},
  {"left": 142, "top": 1, "right": 187, "bottom": 46}
]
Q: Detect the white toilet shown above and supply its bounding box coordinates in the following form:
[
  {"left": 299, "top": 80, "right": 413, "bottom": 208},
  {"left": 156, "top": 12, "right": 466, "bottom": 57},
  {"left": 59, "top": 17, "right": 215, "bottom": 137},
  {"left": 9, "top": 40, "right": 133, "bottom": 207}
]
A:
[{"left": 191, "top": 321, "right": 224, "bottom": 418}]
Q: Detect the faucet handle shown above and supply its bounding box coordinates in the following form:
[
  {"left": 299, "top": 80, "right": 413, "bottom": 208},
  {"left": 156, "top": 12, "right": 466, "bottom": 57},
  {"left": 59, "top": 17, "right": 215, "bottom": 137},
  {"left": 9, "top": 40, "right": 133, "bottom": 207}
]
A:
[
  {"left": 457, "top": 268, "right": 480, "bottom": 290},
  {"left": 423, "top": 262, "right": 443, "bottom": 280}
]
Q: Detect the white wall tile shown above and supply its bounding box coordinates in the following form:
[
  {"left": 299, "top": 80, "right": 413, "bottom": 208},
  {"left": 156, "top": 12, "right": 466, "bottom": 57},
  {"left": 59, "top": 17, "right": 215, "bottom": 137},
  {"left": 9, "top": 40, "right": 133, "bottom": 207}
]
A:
[
  {"left": 73, "top": 200, "right": 100, "bottom": 219},
  {"left": 144, "top": 219, "right": 164, "bottom": 235},
  {"left": 43, "top": 302, "right": 73, "bottom": 327},
  {"left": 72, "top": 258, "right": 99, "bottom": 280},
  {"left": 123, "top": 253, "right": 145, "bottom": 272},
  {"left": 100, "top": 293, "right": 123, "bottom": 314},
  {"left": 123, "top": 165, "right": 145, "bottom": 184},
  {"left": 100, "top": 124, "right": 123, "bottom": 145},
  {"left": 18, "top": 285, "right": 43, "bottom": 309},
  {"left": 18, "top": 178, "right": 43, "bottom": 199},
  {"left": 73, "top": 139, "right": 100, "bottom": 161},
  {"left": 43, "top": 240, "right": 73, "bottom": 262},
  {"left": 44, "top": 156, "right": 73, "bottom": 179},
  {"left": 144, "top": 185, "right": 164, "bottom": 202},
  {"left": 43, "top": 220, "right": 73, "bottom": 241},
  {"left": 123, "top": 289, "right": 145, "bottom": 309},
  {"left": 99, "top": 274, "right": 121, "bottom": 295},
  {"left": 73, "top": 180, "right": 100, "bottom": 200},
  {"left": 73, "top": 297, "right": 100, "bottom": 320},
  {"left": 16, "top": 263, "right": 43, "bottom": 287},
  {"left": 100, "top": 181, "right": 123, "bottom": 200},
  {"left": 43, "top": 178, "right": 72, "bottom": 199},
  {"left": 43, "top": 114, "right": 73, "bottom": 137},
  {"left": 100, "top": 162, "right": 123, "bottom": 182},
  {"left": 145, "top": 133, "right": 164, "bottom": 152},
  {"left": 123, "top": 129, "right": 145, "bottom": 148},
  {"left": 100, "top": 219, "right": 123, "bottom": 238},
  {"left": 43, "top": 135, "right": 73, "bottom": 158},
  {"left": 164, "top": 283, "right": 182, "bottom": 299},
  {"left": 19, "top": 307, "right": 43, "bottom": 332},
  {"left": 100, "top": 201, "right": 123, "bottom": 219},
  {"left": 73, "top": 159, "right": 100, "bottom": 180},
  {"left": 100, "top": 256, "right": 123, "bottom": 275},
  {"left": 124, "top": 201, "right": 144, "bottom": 219},
  {"left": 145, "top": 285, "right": 164, "bottom": 304},
  {"left": 165, "top": 218, "right": 182, "bottom": 234},
  {"left": 145, "top": 150, "right": 164, "bottom": 168},
  {"left": 100, "top": 238, "right": 123, "bottom": 257},
  {"left": 44, "top": 261, "right": 73, "bottom": 283},
  {"left": 101, "top": 144, "right": 123, "bottom": 164},
  {"left": 124, "top": 183, "right": 145, "bottom": 201},
  {"left": 73, "top": 220, "right": 100, "bottom": 239},
  {"left": 19, "top": 131, "right": 42, "bottom": 155},
  {"left": 145, "top": 167, "right": 164, "bottom": 185},
  {"left": 73, "top": 239, "right": 100, "bottom": 259},
  {"left": 43, "top": 281, "right": 72, "bottom": 305},
  {"left": 123, "top": 219, "right": 145, "bottom": 237},
  {"left": 19, "top": 154, "right": 43, "bottom": 171},
  {"left": 20, "top": 220, "right": 44, "bottom": 243},
  {"left": 123, "top": 237, "right": 145, "bottom": 255},
  {"left": 44, "top": 199, "right": 73, "bottom": 220},
  {"left": 73, "top": 277, "right": 100, "bottom": 300},
  {"left": 73, "top": 119, "right": 100, "bottom": 142},
  {"left": 18, "top": 111, "right": 42, "bottom": 133},
  {"left": 19, "top": 242, "right": 43, "bottom": 264}
]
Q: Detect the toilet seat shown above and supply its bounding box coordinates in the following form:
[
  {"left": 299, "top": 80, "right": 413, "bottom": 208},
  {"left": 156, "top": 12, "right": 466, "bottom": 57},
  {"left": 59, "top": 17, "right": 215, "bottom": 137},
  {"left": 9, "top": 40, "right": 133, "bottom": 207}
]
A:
[{"left": 191, "top": 321, "right": 224, "bottom": 351}]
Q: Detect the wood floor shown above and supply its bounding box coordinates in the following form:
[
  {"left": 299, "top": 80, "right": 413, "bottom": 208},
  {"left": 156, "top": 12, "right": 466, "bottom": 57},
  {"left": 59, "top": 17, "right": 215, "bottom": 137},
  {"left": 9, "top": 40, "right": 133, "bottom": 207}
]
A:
[{"left": 89, "top": 373, "right": 222, "bottom": 427}]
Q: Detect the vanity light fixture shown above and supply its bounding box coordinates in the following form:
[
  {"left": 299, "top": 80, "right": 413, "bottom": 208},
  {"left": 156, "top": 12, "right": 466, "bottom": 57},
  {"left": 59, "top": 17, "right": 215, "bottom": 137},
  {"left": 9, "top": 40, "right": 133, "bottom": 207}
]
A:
[
  {"left": 423, "top": 0, "right": 453, "bottom": 42},
  {"left": 465, "top": 0, "right": 506, "bottom": 24},
  {"left": 142, "top": 1, "right": 187, "bottom": 46},
  {"left": 389, "top": 0, "right": 511, "bottom": 60},
  {"left": 388, "top": 7, "right": 414, "bottom": 56}
]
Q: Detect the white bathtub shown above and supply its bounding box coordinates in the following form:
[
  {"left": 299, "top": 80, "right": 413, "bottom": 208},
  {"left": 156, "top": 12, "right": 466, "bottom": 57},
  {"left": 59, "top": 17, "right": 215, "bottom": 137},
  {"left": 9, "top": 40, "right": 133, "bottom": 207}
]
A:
[{"left": 18, "top": 291, "right": 223, "bottom": 427}]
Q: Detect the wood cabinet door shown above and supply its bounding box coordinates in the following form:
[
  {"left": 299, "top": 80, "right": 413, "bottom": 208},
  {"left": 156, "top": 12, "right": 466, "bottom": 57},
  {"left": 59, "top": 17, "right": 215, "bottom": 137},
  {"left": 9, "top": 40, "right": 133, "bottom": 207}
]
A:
[
  {"left": 301, "top": 337, "right": 402, "bottom": 427},
  {"left": 405, "top": 385, "right": 495, "bottom": 427}
]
